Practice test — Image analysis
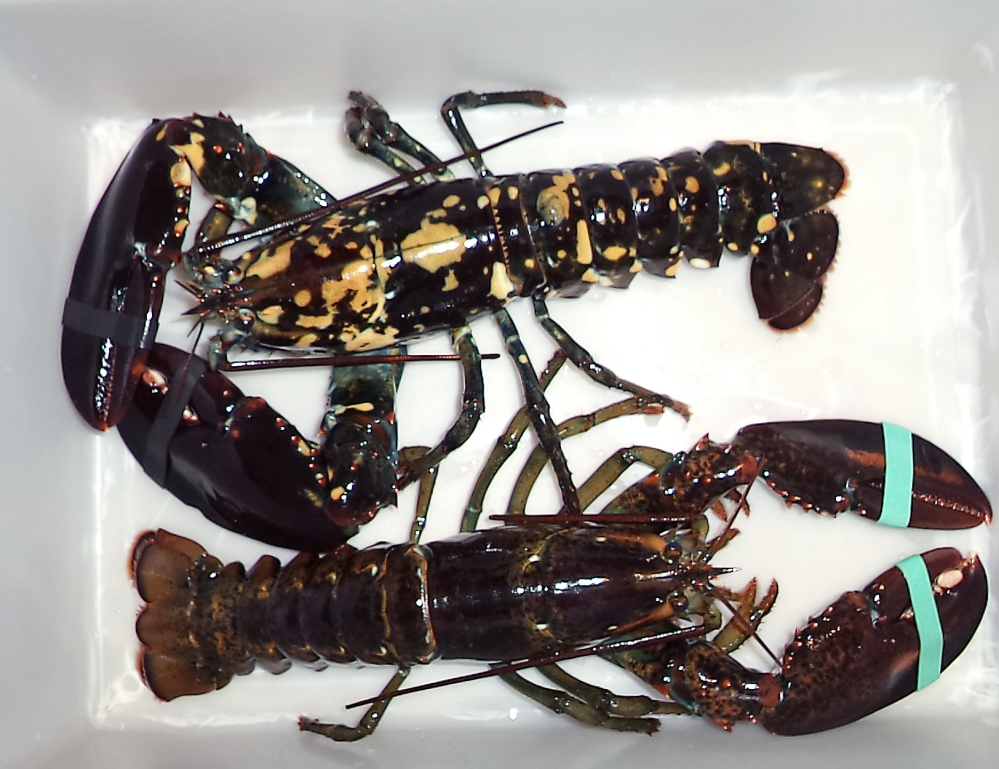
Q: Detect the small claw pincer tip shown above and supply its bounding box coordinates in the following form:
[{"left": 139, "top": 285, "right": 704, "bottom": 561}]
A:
[{"left": 761, "top": 547, "right": 987, "bottom": 735}]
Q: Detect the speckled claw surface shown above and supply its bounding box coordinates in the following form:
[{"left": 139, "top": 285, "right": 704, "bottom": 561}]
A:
[
  {"left": 619, "top": 548, "right": 987, "bottom": 736},
  {"left": 758, "top": 547, "right": 988, "bottom": 734},
  {"left": 734, "top": 420, "right": 992, "bottom": 529}
]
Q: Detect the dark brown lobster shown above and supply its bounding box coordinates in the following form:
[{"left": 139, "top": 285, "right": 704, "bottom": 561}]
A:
[{"left": 130, "top": 417, "right": 990, "bottom": 738}]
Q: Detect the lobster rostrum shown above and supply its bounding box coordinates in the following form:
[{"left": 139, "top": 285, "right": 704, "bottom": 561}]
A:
[
  {"left": 130, "top": 417, "right": 990, "bottom": 738},
  {"left": 63, "top": 90, "right": 846, "bottom": 518}
]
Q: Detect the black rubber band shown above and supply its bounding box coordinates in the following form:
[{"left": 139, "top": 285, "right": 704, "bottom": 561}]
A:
[
  {"left": 62, "top": 297, "right": 155, "bottom": 348},
  {"left": 141, "top": 355, "right": 209, "bottom": 486}
]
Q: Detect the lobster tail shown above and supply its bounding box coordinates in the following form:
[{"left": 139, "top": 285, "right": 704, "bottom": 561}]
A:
[
  {"left": 131, "top": 530, "right": 250, "bottom": 700},
  {"left": 706, "top": 141, "right": 844, "bottom": 329}
]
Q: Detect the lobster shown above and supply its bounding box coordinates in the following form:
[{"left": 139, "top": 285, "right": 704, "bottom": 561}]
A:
[
  {"left": 62, "top": 90, "right": 846, "bottom": 520},
  {"left": 130, "top": 414, "right": 990, "bottom": 739}
]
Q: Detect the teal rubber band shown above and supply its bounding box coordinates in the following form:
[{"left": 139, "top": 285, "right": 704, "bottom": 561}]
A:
[
  {"left": 880, "top": 423, "right": 914, "bottom": 527},
  {"left": 896, "top": 554, "right": 944, "bottom": 690}
]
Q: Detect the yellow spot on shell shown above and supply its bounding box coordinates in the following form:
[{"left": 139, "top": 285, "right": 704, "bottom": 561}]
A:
[
  {"left": 488, "top": 187, "right": 502, "bottom": 206},
  {"left": 575, "top": 220, "right": 593, "bottom": 265},
  {"left": 170, "top": 160, "right": 192, "bottom": 187},
  {"left": 294, "top": 290, "right": 312, "bottom": 307},
  {"left": 685, "top": 176, "right": 700, "bottom": 194},
  {"left": 400, "top": 219, "right": 466, "bottom": 272},
  {"left": 443, "top": 270, "right": 459, "bottom": 292},
  {"left": 507, "top": 186, "right": 520, "bottom": 200},
  {"left": 757, "top": 213, "right": 777, "bottom": 234},
  {"left": 713, "top": 161, "right": 731, "bottom": 176},
  {"left": 258, "top": 305, "right": 284, "bottom": 324},
  {"left": 248, "top": 240, "right": 293, "bottom": 280},
  {"left": 537, "top": 173, "right": 575, "bottom": 225},
  {"left": 489, "top": 262, "right": 516, "bottom": 301},
  {"left": 175, "top": 135, "right": 207, "bottom": 175},
  {"left": 296, "top": 333, "right": 320, "bottom": 348},
  {"left": 477, "top": 195, "right": 489, "bottom": 209},
  {"left": 344, "top": 325, "right": 401, "bottom": 352},
  {"left": 334, "top": 402, "right": 375, "bottom": 415},
  {"left": 322, "top": 215, "right": 348, "bottom": 235},
  {"left": 602, "top": 245, "right": 627, "bottom": 261},
  {"left": 650, "top": 166, "right": 669, "bottom": 197},
  {"left": 581, "top": 267, "right": 599, "bottom": 283},
  {"left": 611, "top": 169, "right": 625, "bottom": 181},
  {"left": 443, "top": 194, "right": 461, "bottom": 208}
]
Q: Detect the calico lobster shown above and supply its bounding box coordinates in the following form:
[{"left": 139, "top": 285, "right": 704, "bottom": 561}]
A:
[
  {"left": 62, "top": 90, "right": 846, "bottom": 523},
  {"left": 130, "top": 411, "right": 991, "bottom": 739}
]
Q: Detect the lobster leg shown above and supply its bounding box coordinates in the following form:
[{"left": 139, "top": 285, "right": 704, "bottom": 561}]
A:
[
  {"left": 440, "top": 90, "right": 567, "bottom": 178},
  {"left": 345, "top": 91, "right": 454, "bottom": 183},
  {"left": 494, "top": 307, "right": 582, "bottom": 515},
  {"left": 531, "top": 294, "right": 691, "bottom": 419},
  {"left": 395, "top": 326, "right": 485, "bottom": 488}
]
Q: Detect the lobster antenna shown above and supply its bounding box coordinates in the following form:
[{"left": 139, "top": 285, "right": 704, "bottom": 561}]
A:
[
  {"left": 184, "top": 120, "right": 564, "bottom": 257},
  {"left": 489, "top": 512, "right": 693, "bottom": 525},
  {"left": 219, "top": 351, "right": 501, "bottom": 371},
  {"left": 344, "top": 624, "right": 709, "bottom": 710}
]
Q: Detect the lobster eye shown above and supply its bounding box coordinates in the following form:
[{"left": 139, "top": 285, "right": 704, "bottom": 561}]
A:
[
  {"left": 669, "top": 590, "right": 689, "bottom": 612},
  {"left": 236, "top": 308, "right": 255, "bottom": 328}
]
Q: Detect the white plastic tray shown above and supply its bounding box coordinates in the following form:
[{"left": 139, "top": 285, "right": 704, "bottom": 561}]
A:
[{"left": 1, "top": 1, "right": 997, "bottom": 767}]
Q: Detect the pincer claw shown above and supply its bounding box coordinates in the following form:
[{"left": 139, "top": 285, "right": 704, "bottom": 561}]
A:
[
  {"left": 734, "top": 420, "right": 992, "bottom": 529},
  {"left": 758, "top": 547, "right": 988, "bottom": 735}
]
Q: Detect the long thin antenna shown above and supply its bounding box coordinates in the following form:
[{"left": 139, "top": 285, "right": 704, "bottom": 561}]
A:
[
  {"left": 221, "top": 352, "right": 500, "bottom": 371},
  {"left": 344, "top": 625, "right": 708, "bottom": 710}
]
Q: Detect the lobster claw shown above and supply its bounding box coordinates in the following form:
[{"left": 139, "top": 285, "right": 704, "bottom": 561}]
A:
[
  {"left": 117, "top": 343, "right": 354, "bottom": 552},
  {"left": 734, "top": 420, "right": 992, "bottom": 529},
  {"left": 62, "top": 114, "right": 334, "bottom": 431},
  {"left": 680, "top": 548, "right": 987, "bottom": 734},
  {"left": 762, "top": 547, "right": 988, "bottom": 734},
  {"left": 62, "top": 118, "right": 184, "bottom": 430}
]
